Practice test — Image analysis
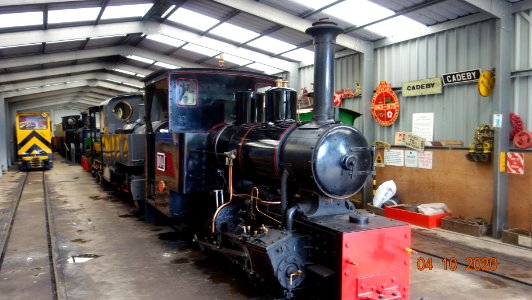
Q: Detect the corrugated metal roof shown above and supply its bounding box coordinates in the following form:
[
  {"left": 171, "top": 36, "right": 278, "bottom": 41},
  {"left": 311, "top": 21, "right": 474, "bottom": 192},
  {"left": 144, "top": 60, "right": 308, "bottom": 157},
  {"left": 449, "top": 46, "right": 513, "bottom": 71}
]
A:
[{"left": 0, "top": 0, "right": 523, "bottom": 114}]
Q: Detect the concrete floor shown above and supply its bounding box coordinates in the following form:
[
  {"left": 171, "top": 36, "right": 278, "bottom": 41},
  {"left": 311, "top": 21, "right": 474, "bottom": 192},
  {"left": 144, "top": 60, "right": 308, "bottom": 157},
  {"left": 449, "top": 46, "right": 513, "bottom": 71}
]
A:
[{"left": 0, "top": 156, "right": 531, "bottom": 299}]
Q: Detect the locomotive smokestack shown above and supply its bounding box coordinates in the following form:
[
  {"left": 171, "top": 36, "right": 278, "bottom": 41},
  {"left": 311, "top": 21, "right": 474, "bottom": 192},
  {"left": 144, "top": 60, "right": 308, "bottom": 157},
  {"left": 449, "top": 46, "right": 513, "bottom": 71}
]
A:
[{"left": 305, "top": 19, "right": 342, "bottom": 123}]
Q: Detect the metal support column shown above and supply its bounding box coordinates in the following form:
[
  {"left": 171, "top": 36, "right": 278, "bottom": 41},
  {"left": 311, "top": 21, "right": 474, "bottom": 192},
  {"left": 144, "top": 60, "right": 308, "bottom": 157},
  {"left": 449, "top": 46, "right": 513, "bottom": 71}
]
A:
[
  {"left": 492, "top": 13, "right": 513, "bottom": 238},
  {"left": 0, "top": 95, "right": 7, "bottom": 176},
  {"left": 361, "top": 50, "right": 375, "bottom": 206}
]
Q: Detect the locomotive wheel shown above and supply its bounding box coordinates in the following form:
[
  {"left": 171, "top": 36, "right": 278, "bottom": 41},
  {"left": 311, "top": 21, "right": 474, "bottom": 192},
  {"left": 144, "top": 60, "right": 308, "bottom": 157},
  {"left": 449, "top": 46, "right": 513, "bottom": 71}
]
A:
[{"left": 513, "top": 131, "right": 532, "bottom": 148}]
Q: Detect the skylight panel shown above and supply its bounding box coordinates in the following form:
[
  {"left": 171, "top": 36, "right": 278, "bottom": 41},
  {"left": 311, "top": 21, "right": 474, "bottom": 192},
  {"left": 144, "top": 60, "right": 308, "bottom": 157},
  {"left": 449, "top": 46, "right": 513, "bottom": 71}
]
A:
[
  {"left": 126, "top": 55, "right": 155, "bottom": 64},
  {"left": 167, "top": 8, "right": 219, "bottom": 31},
  {"left": 146, "top": 34, "right": 186, "bottom": 48},
  {"left": 135, "top": 74, "right": 146, "bottom": 78},
  {"left": 183, "top": 43, "right": 219, "bottom": 57},
  {"left": 323, "top": 0, "right": 393, "bottom": 26},
  {"left": 365, "top": 15, "right": 427, "bottom": 38},
  {"left": 0, "top": 11, "right": 43, "bottom": 28},
  {"left": 210, "top": 23, "right": 260, "bottom": 43},
  {"left": 154, "top": 61, "right": 180, "bottom": 69},
  {"left": 113, "top": 68, "right": 136, "bottom": 75},
  {"left": 281, "top": 48, "right": 314, "bottom": 63},
  {"left": 101, "top": 3, "right": 153, "bottom": 20},
  {"left": 222, "top": 53, "right": 252, "bottom": 66},
  {"left": 48, "top": 7, "right": 100, "bottom": 24},
  {"left": 247, "top": 36, "right": 295, "bottom": 54},
  {"left": 247, "top": 63, "right": 283, "bottom": 75}
]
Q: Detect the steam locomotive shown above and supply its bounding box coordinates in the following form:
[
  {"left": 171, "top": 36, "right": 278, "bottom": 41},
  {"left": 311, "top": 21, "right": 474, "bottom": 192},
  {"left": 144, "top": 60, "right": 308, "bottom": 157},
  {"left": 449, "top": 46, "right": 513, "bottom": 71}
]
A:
[{"left": 84, "top": 20, "right": 411, "bottom": 299}]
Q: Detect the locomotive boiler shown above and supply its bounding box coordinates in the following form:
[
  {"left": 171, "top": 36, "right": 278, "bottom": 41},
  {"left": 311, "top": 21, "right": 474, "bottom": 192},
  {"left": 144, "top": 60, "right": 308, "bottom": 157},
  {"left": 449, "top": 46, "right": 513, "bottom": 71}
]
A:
[{"left": 141, "top": 20, "right": 411, "bottom": 299}]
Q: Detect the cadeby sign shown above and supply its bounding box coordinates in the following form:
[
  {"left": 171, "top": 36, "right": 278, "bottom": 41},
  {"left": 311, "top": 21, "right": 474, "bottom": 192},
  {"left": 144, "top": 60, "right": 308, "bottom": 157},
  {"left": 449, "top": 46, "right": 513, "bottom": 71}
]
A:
[
  {"left": 442, "top": 69, "right": 481, "bottom": 86},
  {"left": 402, "top": 77, "right": 442, "bottom": 97}
]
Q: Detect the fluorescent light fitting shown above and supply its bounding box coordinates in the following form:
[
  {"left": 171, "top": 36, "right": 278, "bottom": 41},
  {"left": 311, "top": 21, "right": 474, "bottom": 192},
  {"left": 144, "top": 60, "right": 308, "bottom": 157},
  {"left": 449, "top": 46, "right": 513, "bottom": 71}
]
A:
[
  {"left": 0, "top": 43, "right": 41, "bottom": 49},
  {"left": 281, "top": 48, "right": 314, "bottom": 63},
  {"left": 183, "top": 43, "right": 219, "bottom": 57},
  {"left": 0, "top": 11, "right": 42, "bottom": 28},
  {"left": 210, "top": 23, "right": 260, "bottom": 43},
  {"left": 154, "top": 62, "right": 180, "bottom": 69},
  {"left": 126, "top": 55, "right": 155, "bottom": 64},
  {"left": 222, "top": 53, "right": 252, "bottom": 66},
  {"left": 247, "top": 36, "right": 295, "bottom": 54},
  {"left": 113, "top": 68, "right": 136, "bottom": 75},
  {"left": 167, "top": 8, "right": 219, "bottom": 31},
  {"left": 323, "top": 0, "right": 393, "bottom": 26},
  {"left": 101, "top": 3, "right": 153, "bottom": 19},
  {"left": 48, "top": 7, "right": 100, "bottom": 24},
  {"left": 47, "top": 38, "right": 86, "bottom": 44},
  {"left": 135, "top": 73, "right": 146, "bottom": 78},
  {"left": 146, "top": 34, "right": 186, "bottom": 48},
  {"left": 105, "top": 79, "right": 122, "bottom": 84},
  {"left": 161, "top": 5, "right": 175, "bottom": 18},
  {"left": 122, "top": 82, "right": 144, "bottom": 88},
  {"left": 91, "top": 34, "right": 124, "bottom": 39}
]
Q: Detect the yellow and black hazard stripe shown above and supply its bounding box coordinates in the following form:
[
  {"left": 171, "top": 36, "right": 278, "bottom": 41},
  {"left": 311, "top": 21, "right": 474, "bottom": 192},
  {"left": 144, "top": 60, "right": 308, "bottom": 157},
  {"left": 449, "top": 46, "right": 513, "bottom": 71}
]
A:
[{"left": 17, "top": 130, "right": 52, "bottom": 155}]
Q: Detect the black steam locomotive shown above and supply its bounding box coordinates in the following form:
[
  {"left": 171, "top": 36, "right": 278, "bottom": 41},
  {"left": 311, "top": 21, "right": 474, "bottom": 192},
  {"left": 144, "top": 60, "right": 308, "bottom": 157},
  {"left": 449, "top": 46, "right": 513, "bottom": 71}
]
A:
[
  {"left": 129, "top": 20, "right": 411, "bottom": 299},
  {"left": 66, "top": 19, "right": 412, "bottom": 299}
]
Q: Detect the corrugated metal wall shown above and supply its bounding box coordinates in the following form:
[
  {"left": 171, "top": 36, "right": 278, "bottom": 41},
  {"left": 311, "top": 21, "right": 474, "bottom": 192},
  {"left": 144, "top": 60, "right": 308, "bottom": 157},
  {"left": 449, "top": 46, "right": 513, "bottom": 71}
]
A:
[
  {"left": 299, "top": 17, "right": 531, "bottom": 146},
  {"left": 373, "top": 19, "right": 497, "bottom": 145},
  {"left": 513, "top": 9, "right": 532, "bottom": 132}
]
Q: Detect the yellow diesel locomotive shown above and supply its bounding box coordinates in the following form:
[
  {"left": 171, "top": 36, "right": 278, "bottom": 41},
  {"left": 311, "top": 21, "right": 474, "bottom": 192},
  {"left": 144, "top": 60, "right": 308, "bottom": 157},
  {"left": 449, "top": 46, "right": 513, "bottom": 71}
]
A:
[{"left": 16, "top": 112, "right": 54, "bottom": 170}]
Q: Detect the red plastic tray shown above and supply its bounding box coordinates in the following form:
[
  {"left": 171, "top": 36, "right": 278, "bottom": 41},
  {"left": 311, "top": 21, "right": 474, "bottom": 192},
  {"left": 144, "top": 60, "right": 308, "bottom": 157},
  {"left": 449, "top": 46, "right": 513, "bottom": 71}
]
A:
[{"left": 384, "top": 205, "right": 451, "bottom": 228}]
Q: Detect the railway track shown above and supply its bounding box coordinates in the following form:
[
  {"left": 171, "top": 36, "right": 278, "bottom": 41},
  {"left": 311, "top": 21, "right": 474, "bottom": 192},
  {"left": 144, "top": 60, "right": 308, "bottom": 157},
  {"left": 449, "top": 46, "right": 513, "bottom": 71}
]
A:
[{"left": 0, "top": 171, "right": 62, "bottom": 299}]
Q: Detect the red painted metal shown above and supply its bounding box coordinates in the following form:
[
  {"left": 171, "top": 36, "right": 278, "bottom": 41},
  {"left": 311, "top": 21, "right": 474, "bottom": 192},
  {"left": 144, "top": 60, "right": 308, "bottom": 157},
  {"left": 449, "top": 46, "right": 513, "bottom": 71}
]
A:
[{"left": 341, "top": 225, "right": 411, "bottom": 300}]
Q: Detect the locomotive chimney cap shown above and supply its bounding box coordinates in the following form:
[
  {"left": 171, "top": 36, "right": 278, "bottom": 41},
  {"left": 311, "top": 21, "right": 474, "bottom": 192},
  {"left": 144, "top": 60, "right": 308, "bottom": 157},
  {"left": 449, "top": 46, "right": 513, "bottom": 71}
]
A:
[{"left": 305, "top": 18, "right": 343, "bottom": 40}]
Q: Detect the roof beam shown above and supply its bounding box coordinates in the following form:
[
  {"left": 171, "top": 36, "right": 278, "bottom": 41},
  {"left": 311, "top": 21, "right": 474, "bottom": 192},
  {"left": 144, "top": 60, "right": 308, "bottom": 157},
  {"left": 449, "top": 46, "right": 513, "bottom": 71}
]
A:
[
  {"left": 14, "top": 100, "right": 93, "bottom": 112},
  {"left": 0, "top": 62, "right": 106, "bottom": 83},
  {"left": 5, "top": 87, "right": 87, "bottom": 102},
  {"left": 375, "top": 12, "right": 493, "bottom": 48},
  {"left": 513, "top": 0, "right": 532, "bottom": 13},
  {"left": 2, "top": 79, "right": 136, "bottom": 98},
  {"left": 157, "top": 22, "right": 296, "bottom": 70},
  {"left": 212, "top": 0, "right": 373, "bottom": 53},
  {"left": 0, "top": 72, "right": 142, "bottom": 93},
  {"left": 0, "top": 45, "right": 201, "bottom": 70},
  {"left": 458, "top": 0, "right": 512, "bottom": 19},
  {"left": 0, "top": 22, "right": 152, "bottom": 48}
]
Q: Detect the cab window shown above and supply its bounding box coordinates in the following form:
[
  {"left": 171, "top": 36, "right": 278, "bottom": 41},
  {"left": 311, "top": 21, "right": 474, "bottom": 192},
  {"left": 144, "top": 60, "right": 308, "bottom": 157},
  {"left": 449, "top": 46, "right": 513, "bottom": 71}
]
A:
[
  {"left": 19, "top": 115, "right": 47, "bottom": 130},
  {"left": 176, "top": 79, "right": 198, "bottom": 106}
]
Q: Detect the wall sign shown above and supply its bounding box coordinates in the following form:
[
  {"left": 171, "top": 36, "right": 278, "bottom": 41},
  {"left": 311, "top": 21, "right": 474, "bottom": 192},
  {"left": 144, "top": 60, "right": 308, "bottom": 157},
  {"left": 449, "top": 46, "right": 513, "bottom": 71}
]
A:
[
  {"left": 506, "top": 152, "right": 524, "bottom": 175},
  {"left": 384, "top": 149, "right": 404, "bottom": 166},
  {"left": 418, "top": 151, "right": 433, "bottom": 169},
  {"left": 405, "top": 150, "right": 418, "bottom": 168},
  {"left": 402, "top": 132, "right": 425, "bottom": 152},
  {"left": 412, "top": 113, "right": 434, "bottom": 143},
  {"left": 371, "top": 80, "right": 400, "bottom": 126},
  {"left": 442, "top": 69, "right": 481, "bottom": 86},
  {"left": 402, "top": 77, "right": 442, "bottom": 97},
  {"left": 478, "top": 69, "right": 495, "bottom": 97}
]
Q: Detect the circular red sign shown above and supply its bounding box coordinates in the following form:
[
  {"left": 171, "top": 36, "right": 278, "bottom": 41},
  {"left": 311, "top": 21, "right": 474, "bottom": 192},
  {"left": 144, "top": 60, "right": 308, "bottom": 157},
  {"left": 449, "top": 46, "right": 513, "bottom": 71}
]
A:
[{"left": 371, "top": 81, "right": 400, "bottom": 126}]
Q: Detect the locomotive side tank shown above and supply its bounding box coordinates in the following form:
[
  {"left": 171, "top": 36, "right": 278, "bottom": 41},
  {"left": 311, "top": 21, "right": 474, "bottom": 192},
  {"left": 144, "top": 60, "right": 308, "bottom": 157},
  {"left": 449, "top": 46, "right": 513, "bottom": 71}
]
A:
[{"left": 99, "top": 94, "right": 146, "bottom": 203}]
